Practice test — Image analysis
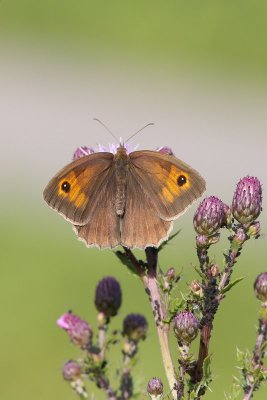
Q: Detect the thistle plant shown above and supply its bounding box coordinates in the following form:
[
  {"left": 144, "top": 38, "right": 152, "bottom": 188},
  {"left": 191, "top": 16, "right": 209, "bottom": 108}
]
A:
[{"left": 53, "top": 166, "right": 265, "bottom": 399}]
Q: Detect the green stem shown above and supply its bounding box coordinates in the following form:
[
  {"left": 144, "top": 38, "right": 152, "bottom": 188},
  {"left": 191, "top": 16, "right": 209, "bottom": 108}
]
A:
[
  {"left": 143, "top": 273, "right": 177, "bottom": 398},
  {"left": 243, "top": 318, "right": 267, "bottom": 400},
  {"left": 123, "top": 247, "right": 177, "bottom": 398}
]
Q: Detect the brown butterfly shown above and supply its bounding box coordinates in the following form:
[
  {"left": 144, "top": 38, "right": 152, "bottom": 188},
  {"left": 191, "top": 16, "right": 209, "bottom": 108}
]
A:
[{"left": 43, "top": 143, "right": 206, "bottom": 249}]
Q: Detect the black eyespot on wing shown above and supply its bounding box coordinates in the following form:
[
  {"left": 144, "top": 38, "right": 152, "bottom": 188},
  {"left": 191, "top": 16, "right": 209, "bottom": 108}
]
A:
[
  {"left": 177, "top": 175, "right": 187, "bottom": 187},
  {"left": 61, "top": 181, "right": 71, "bottom": 193}
]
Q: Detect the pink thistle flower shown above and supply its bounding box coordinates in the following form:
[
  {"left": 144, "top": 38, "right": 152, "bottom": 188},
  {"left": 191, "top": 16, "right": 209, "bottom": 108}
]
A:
[
  {"left": 57, "top": 312, "right": 93, "bottom": 348},
  {"left": 73, "top": 146, "right": 95, "bottom": 160},
  {"left": 156, "top": 146, "right": 174, "bottom": 156}
]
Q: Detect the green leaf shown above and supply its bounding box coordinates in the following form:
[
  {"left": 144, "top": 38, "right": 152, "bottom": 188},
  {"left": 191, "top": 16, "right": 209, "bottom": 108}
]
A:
[
  {"left": 158, "top": 230, "right": 181, "bottom": 251},
  {"left": 114, "top": 250, "right": 140, "bottom": 276},
  {"left": 224, "top": 382, "right": 241, "bottom": 400},
  {"left": 192, "top": 264, "right": 206, "bottom": 280},
  {"left": 236, "top": 347, "right": 245, "bottom": 362},
  {"left": 203, "top": 355, "right": 212, "bottom": 382},
  {"left": 221, "top": 276, "right": 245, "bottom": 294}
]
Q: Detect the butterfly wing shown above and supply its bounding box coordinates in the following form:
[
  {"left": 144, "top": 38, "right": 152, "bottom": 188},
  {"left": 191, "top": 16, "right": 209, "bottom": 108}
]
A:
[
  {"left": 73, "top": 167, "right": 121, "bottom": 249},
  {"left": 43, "top": 152, "right": 114, "bottom": 225},
  {"left": 121, "top": 172, "right": 173, "bottom": 249},
  {"left": 129, "top": 150, "right": 206, "bottom": 221}
]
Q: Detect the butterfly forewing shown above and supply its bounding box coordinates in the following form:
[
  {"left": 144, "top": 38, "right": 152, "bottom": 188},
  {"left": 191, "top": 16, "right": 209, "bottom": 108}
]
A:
[
  {"left": 129, "top": 150, "right": 206, "bottom": 221},
  {"left": 43, "top": 152, "right": 114, "bottom": 225}
]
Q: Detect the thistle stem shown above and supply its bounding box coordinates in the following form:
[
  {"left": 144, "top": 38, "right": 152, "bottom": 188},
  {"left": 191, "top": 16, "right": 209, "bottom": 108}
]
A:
[
  {"left": 177, "top": 344, "right": 189, "bottom": 400},
  {"left": 218, "top": 248, "right": 239, "bottom": 293},
  {"left": 97, "top": 376, "right": 117, "bottom": 400},
  {"left": 98, "top": 325, "right": 107, "bottom": 359},
  {"left": 242, "top": 318, "right": 267, "bottom": 400},
  {"left": 143, "top": 273, "right": 177, "bottom": 398},
  {"left": 119, "top": 352, "right": 133, "bottom": 400},
  {"left": 123, "top": 247, "right": 177, "bottom": 399}
]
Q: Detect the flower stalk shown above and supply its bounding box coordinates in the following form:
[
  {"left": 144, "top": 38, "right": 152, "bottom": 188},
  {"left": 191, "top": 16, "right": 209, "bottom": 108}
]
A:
[{"left": 123, "top": 247, "right": 177, "bottom": 398}]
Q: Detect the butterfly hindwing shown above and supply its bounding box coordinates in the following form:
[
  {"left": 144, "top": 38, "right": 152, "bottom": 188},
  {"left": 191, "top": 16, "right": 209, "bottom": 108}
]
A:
[
  {"left": 129, "top": 150, "right": 206, "bottom": 221},
  {"left": 120, "top": 172, "right": 173, "bottom": 248},
  {"left": 74, "top": 168, "right": 121, "bottom": 248}
]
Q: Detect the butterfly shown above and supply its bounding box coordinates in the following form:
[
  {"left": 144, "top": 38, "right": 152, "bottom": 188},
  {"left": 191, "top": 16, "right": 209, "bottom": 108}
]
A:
[{"left": 43, "top": 143, "right": 206, "bottom": 249}]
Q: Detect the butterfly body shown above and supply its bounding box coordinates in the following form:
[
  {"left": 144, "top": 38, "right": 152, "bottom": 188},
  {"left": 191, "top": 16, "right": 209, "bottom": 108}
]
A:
[
  {"left": 43, "top": 144, "right": 206, "bottom": 249},
  {"left": 113, "top": 145, "right": 129, "bottom": 216}
]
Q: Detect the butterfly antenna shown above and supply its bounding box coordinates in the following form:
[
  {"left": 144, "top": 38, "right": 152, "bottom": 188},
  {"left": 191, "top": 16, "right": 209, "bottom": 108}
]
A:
[
  {"left": 126, "top": 122, "right": 154, "bottom": 143},
  {"left": 93, "top": 118, "right": 120, "bottom": 143}
]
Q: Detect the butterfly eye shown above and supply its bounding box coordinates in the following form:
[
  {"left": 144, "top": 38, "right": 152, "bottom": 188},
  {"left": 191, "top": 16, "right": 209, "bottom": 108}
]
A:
[
  {"left": 177, "top": 175, "right": 187, "bottom": 187},
  {"left": 61, "top": 181, "right": 71, "bottom": 193}
]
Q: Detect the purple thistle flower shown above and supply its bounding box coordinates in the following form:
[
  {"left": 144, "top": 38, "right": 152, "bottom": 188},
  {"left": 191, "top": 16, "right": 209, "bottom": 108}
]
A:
[
  {"left": 173, "top": 311, "right": 199, "bottom": 344},
  {"left": 72, "top": 143, "right": 175, "bottom": 160},
  {"left": 123, "top": 313, "right": 148, "bottom": 342},
  {"left": 232, "top": 176, "right": 262, "bottom": 225},
  {"left": 96, "top": 142, "right": 137, "bottom": 154},
  {"left": 254, "top": 273, "right": 267, "bottom": 302},
  {"left": 73, "top": 146, "right": 95, "bottom": 160},
  {"left": 193, "top": 196, "right": 225, "bottom": 236},
  {"left": 147, "top": 377, "right": 164, "bottom": 399},
  {"left": 63, "top": 361, "right": 82, "bottom": 381},
  {"left": 57, "top": 312, "right": 93, "bottom": 347},
  {"left": 95, "top": 277, "right": 122, "bottom": 317},
  {"left": 156, "top": 146, "right": 174, "bottom": 156}
]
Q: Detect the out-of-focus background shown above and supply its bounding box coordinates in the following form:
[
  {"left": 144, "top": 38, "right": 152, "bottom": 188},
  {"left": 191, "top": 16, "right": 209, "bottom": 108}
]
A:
[{"left": 0, "top": 2, "right": 267, "bottom": 399}]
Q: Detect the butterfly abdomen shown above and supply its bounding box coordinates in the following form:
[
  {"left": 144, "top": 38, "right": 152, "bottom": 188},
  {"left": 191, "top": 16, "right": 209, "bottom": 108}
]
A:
[{"left": 114, "top": 147, "right": 129, "bottom": 217}]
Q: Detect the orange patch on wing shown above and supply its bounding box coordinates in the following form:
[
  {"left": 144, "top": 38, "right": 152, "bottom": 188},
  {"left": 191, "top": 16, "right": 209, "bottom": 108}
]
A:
[
  {"left": 162, "top": 187, "right": 175, "bottom": 203},
  {"left": 160, "top": 166, "right": 190, "bottom": 203},
  {"left": 58, "top": 172, "right": 87, "bottom": 208},
  {"left": 75, "top": 192, "right": 86, "bottom": 208}
]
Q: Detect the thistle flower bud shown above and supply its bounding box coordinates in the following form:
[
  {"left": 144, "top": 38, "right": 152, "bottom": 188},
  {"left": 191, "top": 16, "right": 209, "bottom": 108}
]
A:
[
  {"left": 57, "top": 312, "right": 93, "bottom": 347},
  {"left": 232, "top": 228, "right": 247, "bottom": 246},
  {"left": 63, "top": 361, "right": 82, "bottom": 381},
  {"left": 222, "top": 203, "right": 232, "bottom": 227},
  {"left": 156, "top": 146, "right": 174, "bottom": 156},
  {"left": 73, "top": 146, "right": 95, "bottom": 160},
  {"left": 232, "top": 176, "right": 262, "bottom": 225},
  {"left": 95, "top": 276, "right": 122, "bottom": 317},
  {"left": 209, "top": 264, "right": 220, "bottom": 278},
  {"left": 189, "top": 280, "right": 203, "bottom": 297},
  {"left": 196, "top": 234, "right": 209, "bottom": 248},
  {"left": 165, "top": 267, "right": 176, "bottom": 283},
  {"left": 147, "top": 377, "right": 163, "bottom": 399},
  {"left": 247, "top": 221, "right": 261, "bottom": 238},
  {"left": 163, "top": 267, "right": 176, "bottom": 291},
  {"left": 193, "top": 196, "right": 225, "bottom": 236},
  {"left": 254, "top": 273, "right": 267, "bottom": 302},
  {"left": 63, "top": 361, "right": 88, "bottom": 398},
  {"left": 173, "top": 311, "right": 199, "bottom": 344},
  {"left": 123, "top": 313, "right": 148, "bottom": 342}
]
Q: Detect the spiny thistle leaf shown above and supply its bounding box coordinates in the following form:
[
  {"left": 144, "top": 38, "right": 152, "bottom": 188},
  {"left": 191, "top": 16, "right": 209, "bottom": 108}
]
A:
[
  {"left": 192, "top": 264, "right": 207, "bottom": 280},
  {"left": 221, "top": 276, "right": 245, "bottom": 294},
  {"left": 114, "top": 251, "right": 140, "bottom": 276},
  {"left": 224, "top": 382, "right": 241, "bottom": 400},
  {"left": 158, "top": 230, "right": 181, "bottom": 251}
]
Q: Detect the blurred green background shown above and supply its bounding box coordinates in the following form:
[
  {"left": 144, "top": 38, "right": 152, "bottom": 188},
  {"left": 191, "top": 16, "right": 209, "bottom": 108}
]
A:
[{"left": 0, "top": 2, "right": 267, "bottom": 399}]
